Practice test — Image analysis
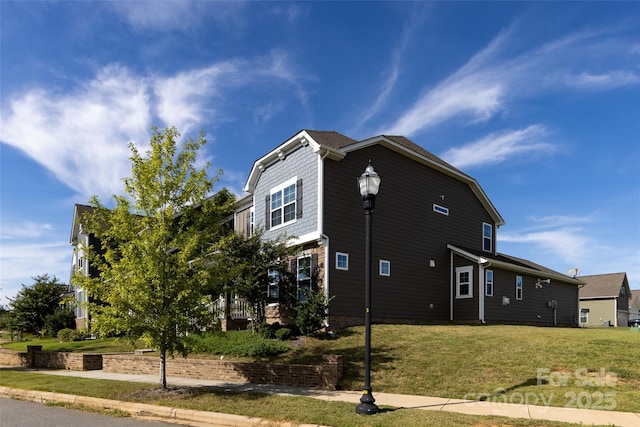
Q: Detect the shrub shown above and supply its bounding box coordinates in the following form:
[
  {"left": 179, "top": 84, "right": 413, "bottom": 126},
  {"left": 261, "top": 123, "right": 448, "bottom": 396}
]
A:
[
  {"left": 57, "top": 328, "right": 76, "bottom": 342},
  {"left": 295, "top": 290, "right": 332, "bottom": 336},
  {"left": 44, "top": 308, "right": 75, "bottom": 337},
  {"left": 186, "top": 330, "right": 289, "bottom": 357},
  {"left": 275, "top": 327, "right": 292, "bottom": 341}
]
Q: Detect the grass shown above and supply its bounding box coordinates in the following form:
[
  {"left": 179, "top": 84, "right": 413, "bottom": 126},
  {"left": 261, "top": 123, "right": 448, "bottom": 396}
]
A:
[
  {"left": 0, "top": 369, "right": 612, "bottom": 427},
  {"left": 0, "top": 336, "right": 140, "bottom": 353},
  {"left": 2, "top": 325, "right": 639, "bottom": 414}
]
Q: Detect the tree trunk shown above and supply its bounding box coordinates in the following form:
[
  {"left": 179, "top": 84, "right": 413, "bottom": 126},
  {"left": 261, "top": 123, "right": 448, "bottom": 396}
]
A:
[{"left": 159, "top": 348, "right": 167, "bottom": 389}]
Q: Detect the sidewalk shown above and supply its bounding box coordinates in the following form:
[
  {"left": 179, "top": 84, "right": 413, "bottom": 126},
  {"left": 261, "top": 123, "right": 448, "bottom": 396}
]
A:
[{"left": 2, "top": 367, "right": 640, "bottom": 427}]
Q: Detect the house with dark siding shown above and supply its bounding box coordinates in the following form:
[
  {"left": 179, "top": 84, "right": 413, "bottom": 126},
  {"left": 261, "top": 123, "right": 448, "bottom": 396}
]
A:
[{"left": 236, "top": 129, "right": 583, "bottom": 328}]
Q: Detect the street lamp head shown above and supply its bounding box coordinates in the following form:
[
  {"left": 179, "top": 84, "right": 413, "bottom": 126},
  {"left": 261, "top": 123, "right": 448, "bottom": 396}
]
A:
[{"left": 358, "top": 161, "right": 381, "bottom": 198}]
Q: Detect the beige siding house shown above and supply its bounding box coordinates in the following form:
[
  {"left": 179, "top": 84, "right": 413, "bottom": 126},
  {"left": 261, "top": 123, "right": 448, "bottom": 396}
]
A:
[{"left": 578, "top": 273, "right": 631, "bottom": 327}]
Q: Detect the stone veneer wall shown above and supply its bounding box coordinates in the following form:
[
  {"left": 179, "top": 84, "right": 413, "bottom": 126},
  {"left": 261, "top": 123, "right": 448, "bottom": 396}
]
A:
[
  {"left": 0, "top": 348, "right": 28, "bottom": 366},
  {"left": 0, "top": 346, "right": 102, "bottom": 371},
  {"left": 103, "top": 354, "right": 343, "bottom": 389}
]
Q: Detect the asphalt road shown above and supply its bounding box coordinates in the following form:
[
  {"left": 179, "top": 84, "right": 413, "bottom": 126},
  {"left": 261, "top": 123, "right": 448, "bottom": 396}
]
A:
[{"left": 0, "top": 398, "right": 180, "bottom": 427}]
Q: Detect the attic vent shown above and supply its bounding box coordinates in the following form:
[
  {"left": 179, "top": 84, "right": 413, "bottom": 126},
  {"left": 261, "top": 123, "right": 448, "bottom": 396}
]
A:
[{"left": 433, "top": 204, "right": 449, "bottom": 216}]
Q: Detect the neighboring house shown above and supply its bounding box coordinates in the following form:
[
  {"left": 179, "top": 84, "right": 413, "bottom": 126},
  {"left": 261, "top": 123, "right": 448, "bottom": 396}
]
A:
[
  {"left": 630, "top": 290, "right": 640, "bottom": 321},
  {"left": 69, "top": 204, "right": 99, "bottom": 329},
  {"left": 237, "top": 129, "right": 583, "bottom": 328},
  {"left": 578, "top": 272, "right": 632, "bottom": 327}
]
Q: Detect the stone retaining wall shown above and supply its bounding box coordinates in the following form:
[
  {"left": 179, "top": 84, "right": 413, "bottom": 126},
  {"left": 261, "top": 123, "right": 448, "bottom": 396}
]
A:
[
  {"left": 0, "top": 346, "right": 102, "bottom": 371},
  {"left": 103, "top": 353, "right": 343, "bottom": 389},
  {"left": 0, "top": 346, "right": 343, "bottom": 389}
]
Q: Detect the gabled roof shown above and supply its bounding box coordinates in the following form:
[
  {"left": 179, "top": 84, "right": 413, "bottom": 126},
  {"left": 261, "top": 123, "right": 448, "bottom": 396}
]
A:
[
  {"left": 578, "top": 272, "right": 629, "bottom": 299},
  {"left": 243, "top": 129, "right": 504, "bottom": 226},
  {"left": 70, "top": 204, "right": 94, "bottom": 245},
  {"left": 448, "top": 244, "right": 584, "bottom": 286}
]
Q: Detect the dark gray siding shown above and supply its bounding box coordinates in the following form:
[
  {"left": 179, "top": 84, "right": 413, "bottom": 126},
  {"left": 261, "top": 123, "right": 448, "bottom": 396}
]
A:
[
  {"left": 485, "top": 269, "right": 579, "bottom": 326},
  {"left": 324, "top": 144, "right": 496, "bottom": 322}
]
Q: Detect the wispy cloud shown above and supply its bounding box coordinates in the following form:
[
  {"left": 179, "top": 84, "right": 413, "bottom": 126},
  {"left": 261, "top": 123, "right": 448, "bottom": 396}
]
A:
[
  {"left": 0, "top": 221, "right": 54, "bottom": 239},
  {"left": 441, "top": 125, "right": 555, "bottom": 169},
  {"left": 1, "top": 54, "right": 311, "bottom": 200},
  {"left": 108, "top": 1, "right": 246, "bottom": 31},
  {"left": 380, "top": 23, "right": 640, "bottom": 137},
  {"left": 564, "top": 71, "right": 640, "bottom": 89},
  {"left": 0, "top": 241, "right": 70, "bottom": 304},
  {"left": 500, "top": 227, "right": 592, "bottom": 263}
]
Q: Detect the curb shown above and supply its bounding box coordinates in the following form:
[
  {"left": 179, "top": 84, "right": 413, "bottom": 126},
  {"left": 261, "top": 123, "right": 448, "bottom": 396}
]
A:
[{"left": 0, "top": 386, "right": 327, "bottom": 427}]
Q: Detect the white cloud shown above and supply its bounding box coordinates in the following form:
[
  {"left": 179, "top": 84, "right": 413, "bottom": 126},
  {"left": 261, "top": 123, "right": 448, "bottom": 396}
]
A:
[
  {"left": 380, "top": 23, "right": 640, "bottom": 137},
  {"left": 0, "top": 221, "right": 53, "bottom": 239},
  {"left": 1, "top": 65, "right": 150, "bottom": 199},
  {"left": 0, "top": 241, "right": 70, "bottom": 305},
  {"left": 441, "top": 125, "right": 555, "bottom": 169},
  {"left": 564, "top": 71, "right": 640, "bottom": 89},
  {"left": 154, "top": 61, "right": 241, "bottom": 135},
  {"left": 1, "top": 54, "right": 311, "bottom": 200},
  {"left": 109, "top": 1, "right": 246, "bottom": 31},
  {"left": 500, "top": 227, "right": 592, "bottom": 263}
]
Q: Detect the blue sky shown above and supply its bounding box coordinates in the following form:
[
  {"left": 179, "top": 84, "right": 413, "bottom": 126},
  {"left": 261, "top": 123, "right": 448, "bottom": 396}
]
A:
[{"left": 1, "top": 1, "right": 639, "bottom": 303}]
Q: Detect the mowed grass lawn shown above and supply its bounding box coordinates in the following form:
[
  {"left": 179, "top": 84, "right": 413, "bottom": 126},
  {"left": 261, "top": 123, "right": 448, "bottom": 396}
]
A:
[
  {"left": 278, "top": 324, "right": 640, "bottom": 413},
  {"left": 3, "top": 325, "right": 639, "bottom": 414}
]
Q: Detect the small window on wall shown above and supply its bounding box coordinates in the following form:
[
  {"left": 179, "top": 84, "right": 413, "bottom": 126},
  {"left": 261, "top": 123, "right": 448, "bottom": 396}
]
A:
[
  {"left": 485, "top": 269, "right": 494, "bottom": 296},
  {"left": 336, "top": 252, "right": 349, "bottom": 270},
  {"left": 515, "top": 276, "right": 523, "bottom": 300},
  {"left": 267, "top": 270, "right": 280, "bottom": 301},
  {"left": 456, "top": 266, "right": 473, "bottom": 298},
  {"left": 580, "top": 309, "right": 589, "bottom": 323},
  {"left": 379, "top": 260, "right": 390, "bottom": 276},
  {"left": 483, "top": 223, "right": 493, "bottom": 252}
]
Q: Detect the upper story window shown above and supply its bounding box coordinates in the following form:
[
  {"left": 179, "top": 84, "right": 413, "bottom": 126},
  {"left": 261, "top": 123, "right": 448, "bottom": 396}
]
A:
[
  {"left": 485, "top": 269, "right": 494, "bottom": 296},
  {"left": 456, "top": 265, "right": 473, "bottom": 299},
  {"left": 515, "top": 275, "right": 523, "bottom": 300},
  {"left": 483, "top": 223, "right": 493, "bottom": 252},
  {"left": 379, "top": 260, "right": 390, "bottom": 276},
  {"left": 336, "top": 252, "right": 349, "bottom": 270},
  {"left": 265, "top": 177, "right": 302, "bottom": 230}
]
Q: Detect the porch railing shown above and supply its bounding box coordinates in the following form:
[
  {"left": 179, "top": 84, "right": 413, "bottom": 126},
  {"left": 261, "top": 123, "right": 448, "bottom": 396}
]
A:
[{"left": 212, "top": 296, "right": 251, "bottom": 320}]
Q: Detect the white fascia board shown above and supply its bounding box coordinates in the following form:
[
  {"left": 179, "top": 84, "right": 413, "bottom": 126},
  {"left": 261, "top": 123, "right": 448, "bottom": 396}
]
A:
[
  {"left": 345, "top": 136, "right": 505, "bottom": 227},
  {"left": 243, "top": 130, "right": 322, "bottom": 193},
  {"left": 447, "top": 244, "right": 488, "bottom": 264}
]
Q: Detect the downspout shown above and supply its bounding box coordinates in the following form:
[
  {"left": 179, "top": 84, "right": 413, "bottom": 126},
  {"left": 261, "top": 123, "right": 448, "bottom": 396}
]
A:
[
  {"left": 479, "top": 261, "right": 491, "bottom": 324},
  {"left": 450, "top": 251, "right": 454, "bottom": 321},
  {"left": 318, "top": 149, "right": 331, "bottom": 328},
  {"left": 479, "top": 264, "right": 485, "bottom": 324}
]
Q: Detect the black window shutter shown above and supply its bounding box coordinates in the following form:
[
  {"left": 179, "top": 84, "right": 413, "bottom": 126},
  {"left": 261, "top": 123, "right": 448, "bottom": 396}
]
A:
[
  {"left": 296, "top": 178, "right": 303, "bottom": 219},
  {"left": 290, "top": 258, "right": 298, "bottom": 277},
  {"left": 265, "top": 195, "right": 270, "bottom": 230}
]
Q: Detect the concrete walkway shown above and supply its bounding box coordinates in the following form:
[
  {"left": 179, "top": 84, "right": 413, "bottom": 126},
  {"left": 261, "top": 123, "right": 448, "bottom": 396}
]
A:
[{"left": 2, "top": 367, "right": 640, "bottom": 427}]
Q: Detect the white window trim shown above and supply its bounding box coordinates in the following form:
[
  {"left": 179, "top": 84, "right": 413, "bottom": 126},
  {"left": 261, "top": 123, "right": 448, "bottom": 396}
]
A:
[
  {"left": 270, "top": 177, "right": 297, "bottom": 231},
  {"left": 433, "top": 204, "right": 449, "bottom": 216},
  {"left": 379, "top": 260, "right": 390, "bottom": 276},
  {"left": 456, "top": 265, "right": 473, "bottom": 299},
  {"left": 485, "top": 269, "right": 494, "bottom": 296},
  {"left": 483, "top": 222, "right": 493, "bottom": 252},
  {"left": 336, "top": 252, "right": 349, "bottom": 271},
  {"left": 516, "top": 275, "right": 523, "bottom": 300}
]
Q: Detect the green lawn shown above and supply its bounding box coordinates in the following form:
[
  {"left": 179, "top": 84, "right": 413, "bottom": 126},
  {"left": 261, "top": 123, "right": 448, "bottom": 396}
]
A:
[
  {"left": 3, "top": 325, "right": 639, "bottom": 414},
  {"left": 0, "top": 370, "right": 614, "bottom": 427}
]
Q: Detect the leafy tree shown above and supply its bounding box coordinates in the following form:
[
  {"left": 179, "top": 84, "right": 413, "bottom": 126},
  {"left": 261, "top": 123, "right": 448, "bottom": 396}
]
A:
[
  {"left": 207, "top": 228, "right": 299, "bottom": 332},
  {"left": 7, "top": 274, "right": 68, "bottom": 334},
  {"left": 75, "top": 126, "right": 234, "bottom": 389}
]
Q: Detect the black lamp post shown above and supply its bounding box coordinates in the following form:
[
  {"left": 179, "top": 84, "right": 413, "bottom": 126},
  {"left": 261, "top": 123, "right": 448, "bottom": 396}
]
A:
[{"left": 356, "top": 161, "right": 381, "bottom": 415}]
